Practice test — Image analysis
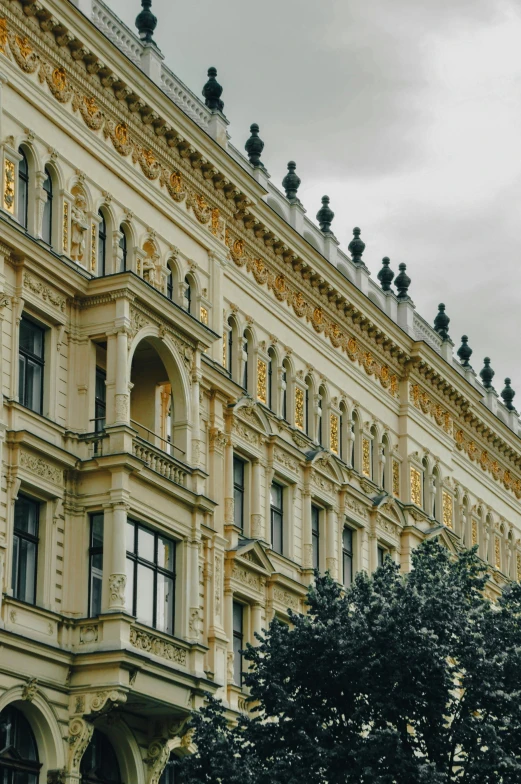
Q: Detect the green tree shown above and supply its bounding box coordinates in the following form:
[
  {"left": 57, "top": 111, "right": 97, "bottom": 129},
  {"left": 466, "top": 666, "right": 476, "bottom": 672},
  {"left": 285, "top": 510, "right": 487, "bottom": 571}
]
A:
[{"left": 176, "top": 540, "right": 521, "bottom": 783}]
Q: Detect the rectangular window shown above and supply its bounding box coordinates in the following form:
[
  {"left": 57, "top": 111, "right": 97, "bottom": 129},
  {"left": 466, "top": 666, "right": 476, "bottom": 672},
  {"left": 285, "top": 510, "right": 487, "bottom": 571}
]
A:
[
  {"left": 18, "top": 317, "right": 44, "bottom": 414},
  {"left": 311, "top": 505, "right": 320, "bottom": 571},
  {"left": 377, "top": 546, "right": 387, "bottom": 567},
  {"left": 89, "top": 513, "right": 104, "bottom": 617},
  {"left": 233, "top": 601, "right": 244, "bottom": 686},
  {"left": 125, "top": 520, "right": 176, "bottom": 635},
  {"left": 12, "top": 495, "right": 39, "bottom": 604},
  {"left": 95, "top": 368, "right": 106, "bottom": 432},
  {"left": 270, "top": 482, "right": 284, "bottom": 555},
  {"left": 342, "top": 527, "right": 353, "bottom": 589},
  {"left": 233, "top": 456, "right": 246, "bottom": 531}
]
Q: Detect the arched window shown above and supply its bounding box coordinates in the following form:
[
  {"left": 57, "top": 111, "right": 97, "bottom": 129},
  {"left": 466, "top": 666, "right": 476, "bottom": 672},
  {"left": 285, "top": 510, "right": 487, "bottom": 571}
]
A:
[
  {"left": 382, "top": 434, "right": 390, "bottom": 491},
  {"left": 267, "top": 347, "right": 277, "bottom": 411},
  {"left": 305, "top": 376, "right": 312, "bottom": 436},
  {"left": 98, "top": 211, "right": 107, "bottom": 277},
  {"left": 227, "top": 317, "right": 234, "bottom": 376},
  {"left": 282, "top": 358, "right": 290, "bottom": 420},
  {"left": 18, "top": 148, "right": 29, "bottom": 229},
  {"left": 351, "top": 411, "right": 360, "bottom": 470},
  {"left": 42, "top": 167, "right": 53, "bottom": 245},
  {"left": 432, "top": 466, "right": 440, "bottom": 521},
  {"left": 167, "top": 267, "right": 173, "bottom": 300},
  {"left": 80, "top": 729, "right": 122, "bottom": 784},
  {"left": 118, "top": 226, "right": 127, "bottom": 272},
  {"left": 160, "top": 752, "right": 178, "bottom": 784},
  {"left": 183, "top": 276, "right": 192, "bottom": 313},
  {"left": 242, "top": 330, "right": 250, "bottom": 391},
  {"left": 0, "top": 705, "right": 40, "bottom": 784},
  {"left": 339, "top": 402, "right": 346, "bottom": 462},
  {"left": 318, "top": 386, "right": 326, "bottom": 446}
]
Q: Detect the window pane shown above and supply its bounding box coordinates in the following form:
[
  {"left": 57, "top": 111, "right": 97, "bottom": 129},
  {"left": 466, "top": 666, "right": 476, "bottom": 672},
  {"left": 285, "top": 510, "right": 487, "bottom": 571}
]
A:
[
  {"left": 312, "top": 506, "right": 320, "bottom": 534},
  {"left": 272, "top": 511, "right": 283, "bottom": 554},
  {"left": 20, "top": 319, "right": 44, "bottom": 358},
  {"left": 156, "top": 573, "right": 174, "bottom": 634},
  {"left": 343, "top": 528, "right": 352, "bottom": 554},
  {"left": 16, "top": 538, "right": 37, "bottom": 603},
  {"left": 126, "top": 521, "right": 135, "bottom": 553},
  {"left": 234, "top": 487, "right": 244, "bottom": 530},
  {"left": 91, "top": 514, "right": 104, "bottom": 548},
  {"left": 343, "top": 552, "right": 353, "bottom": 588},
  {"left": 270, "top": 482, "right": 282, "bottom": 510},
  {"left": 157, "top": 535, "right": 175, "bottom": 572},
  {"left": 125, "top": 557, "right": 134, "bottom": 613},
  {"left": 90, "top": 572, "right": 102, "bottom": 616},
  {"left": 26, "top": 359, "right": 43, "bottom": 414},
  {"left": 136, "top": 563, "right": 154, "bottom": 627},
  {"left": 233, "top": 457, "right": 244, "bottom": 486},
  {"left": 138, "top": 526, "right": 155, "bottom": 563},
  {"left": 14, "top": 496, "right": 39, "bottom": 536},
  {"left": 233, "top": 602, "right": 243, "bottom": 634}
]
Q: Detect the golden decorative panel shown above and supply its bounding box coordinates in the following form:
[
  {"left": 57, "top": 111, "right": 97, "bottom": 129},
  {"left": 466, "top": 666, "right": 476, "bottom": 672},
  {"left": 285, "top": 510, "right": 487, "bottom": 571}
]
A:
[
  {"left": 442, "top": 491, "right": 453, "bottom": 529},
  {"left": 0, "top": 18, "right": 7, "bottom": 54},
  {"left": 410, "top": 467, "right": 422, "bottom": 506},
  {"left": 410, "top": 384, "right": 452, "bottom": 434},
  {"left": 257, "top": 359, "right": 267, "bottom": 404},
  {"left": 362, "top": 438, "right": 371, "bottom": 477},
  {"left": 3, "top": 159, "right": 14, "bottom": 214},
  {"left": 454, "top": 426, "right": 521, "bottom": 500},
  {"left": 472, "top": 519, "right": 478, "bottom": 546},
  {"left": 222, "top": 337, "right": 227, "bottom": 368},
  {"left": 330, "top": 413, "right": 339, "bottom": 454},
  {"left": 494, "top": 535, "right": 501, "bottom": 570},
  {"left": 63, "top": 202, "right": 69, "bottom": 255},
  {"left": 90, "top": 223, "right": 97, "bottom": 272},
  {"left": 392, "top": 460, "right": 400, "bottom": 498},
  {"left": 200, "top": 306, "right": 208, "bottom": 325},
  {"left": 295, "top": 388, "right": 304, "bottom": 430}
]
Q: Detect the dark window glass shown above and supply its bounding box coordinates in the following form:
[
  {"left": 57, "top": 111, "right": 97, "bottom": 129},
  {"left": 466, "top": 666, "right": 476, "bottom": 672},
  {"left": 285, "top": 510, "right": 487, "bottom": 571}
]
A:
[
  {"left": 126, "top": 521, "right": 176, "bottom": 634},
  {"left": 312, "top": 505, "right": 320, "bottom": 571},
  {"left": 342, "top": 528, "right": 353, "bottom": 589},
  {"left": 95, "top": 368, "right": 106, "bottom": 432},
  {"left": 167, "top": 269, "right": 173, "bottom": 300},
  {"left": 243, "top": 333, "right": 249, "bottom": 390},
  {"left": 118, "top": 228, "right": 127, "bottom": 272},
  {"left": 12, "top": 495, "right": 39, "bottom": 604},
  {"left": 318, "top": 393, "right": 323, "bottom": 445},
  {"left": 18, "top": 148, "right": 29, "bottom": 229},
  {"left": 233, "top": 456, "right": 246, "bottom": 531},
  {"left": 282, "top": 362, "right": 288, "bottom": 420},
  {"left": 233, "top": 601, "right": 244, "bottom": 686},
  {"left": 89, "top": 513, "right": 104, "bottom": 617},
  {"left": 305, "top": 383, "right": 310, "bottom": 435},
  {"left": 80, "top": 729, "right": 122, "bottom": 784},
  {"left": 0, "top": 706, "right": 40, "bottom": 784},
  {"left": 351, "top": 416, "right": 356, "bottom": 467},
  {"left": 378, "top": 546, "right": 386, "bottom": 568},
  {"left": 183, "top": 277, "right": 191, "bottom": 313},
  {"left": 42, "top": 168, "right": 53, "bottom": 245},
  {"left": 160, "top": 753, "right": 178, "bottom": 784},
  {"left": 98, "top": 211, "right": 107, "bottom": 276},
  {"left": 227, "top": 320, "right": 234, "bottom": 375},
  {"left": 339, "top": 411, "right": 344, "bottom": 461},
  {"left": 270, "top": 482, "right": 284, "bottom": 554},
  {"left": 18, "top": 317, "right": 44, "bottom": 414},
  {"left": 267, "top": 349, "right": 274, "bottom": 410}
]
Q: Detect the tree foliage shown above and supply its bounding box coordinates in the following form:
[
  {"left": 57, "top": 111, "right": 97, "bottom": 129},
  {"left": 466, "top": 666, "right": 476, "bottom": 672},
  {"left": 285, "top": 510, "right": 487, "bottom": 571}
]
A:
[{"left": 175, "top": 540, "right": 521, "bottom": 783}]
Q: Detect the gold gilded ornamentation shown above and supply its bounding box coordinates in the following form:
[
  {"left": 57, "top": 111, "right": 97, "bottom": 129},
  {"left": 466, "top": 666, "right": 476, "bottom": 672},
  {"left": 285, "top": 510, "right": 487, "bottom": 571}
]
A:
[
  {"left": 312, "top": 307, "right": 323, "bottom": 330},
  {"left": 72, "top": 93, "right": 104, "bottom": 130},
  {"left": 3, "top": 160, "right": 15, "bottom": 213},
  {"left": 295, "top": 388, "right": 304, "bottom": 430},
  {"left": 454, "top": 425, "right": 521, "bottom": 499},
  {"left": 222, "top": 337, "right": 227, "bottom": 368},
  {"left": 210, "top": 208, "right": 224, "bottom": 240},
  {"left": 15, "top": 35, "right": 32, "bottom": 59},
  {"left": 132, "top": 146, "right": 160, "bottom": 180},
  {"left": 517, "top": 552, "right": 521, "bottom": 581},
  {"left": 472, "top": 519, "right": 478, "bottom": 546},
  {"left": 495, "top": 535, "right": 501, "bottom": 570},
  {"left": 10, "top": 32, "right": 38, "bottom": 73},
  {"left": 410, "top": 467, "right": 421, "bottom": 506},
  {"left": 91, "top": 223, "right": 97, "bottom": 272},
  {"left": 38, "top": 62, "right": 72, "bottom": 101},
  {"left": 362, "top": 438, "right": 371, "bottom": 477},
  {"left": 200, "top": 306, "right": 208, "bottom": 325},
  {"left": 52, "top": 67, "right": 67, "bottom": 91},
  {"left": 410, "top": 384, "right": 452, "bottom": 434},
  {"left": 186, "top": 191, "right": 211, "bottom": 224},
  {"left": 253, "top": 258, "right": 268, "bottom": 285},
  {"left": 0, "top": 19, "right": 8, "bottom": 54},
  {"left": 392, "top": 460, "right": 400, "bottom": 498},
  {"left": 442, "top": 491, "right": 453, "bottom": 529},
  {"left": 103, "top": 120, "right": 132, "bottom": 156},
  {"left": 63, "top": 202, "right": 69, "bottom": 254},
  {"left": 257, "top": 359, "right": 267, "bottom": 404},
  {"left": 330, "top": 413, "right": 339, "bottom": 454},
  {"left": 159, "top": 168, "right": 186, "bottom": 203}
]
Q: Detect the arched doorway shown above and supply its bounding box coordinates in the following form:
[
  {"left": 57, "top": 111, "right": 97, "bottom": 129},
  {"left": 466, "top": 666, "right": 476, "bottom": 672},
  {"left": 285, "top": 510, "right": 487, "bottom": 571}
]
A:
[
  {"left": 0, "top": 705, "right": 41, "bottom": 784},
  {"left": 80, "top": 729, "right": 123, "bottom": 784}
]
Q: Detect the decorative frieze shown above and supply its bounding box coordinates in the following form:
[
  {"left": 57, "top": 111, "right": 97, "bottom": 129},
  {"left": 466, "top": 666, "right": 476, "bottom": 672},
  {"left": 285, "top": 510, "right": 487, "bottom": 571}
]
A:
[
  {"left": 454, "top": 427, "right": 521, "bottom": 499},
  {"left": 129, "top": 626, "right": 187, "bottom": 665},
  {"left": 410, "top": 384, "right": 452, "bottom": 435},
  {"left": 23, "top": 272, "right": 66, "bottom": 313},
  {"left": 273, "top": 587, "right": 299, "bottom": 611},
  {"left": 19, "top": 450, "right": 63, "bottom": 484},
  {"left": 231, "top": 564, "right": 264, "bottom": 592}
]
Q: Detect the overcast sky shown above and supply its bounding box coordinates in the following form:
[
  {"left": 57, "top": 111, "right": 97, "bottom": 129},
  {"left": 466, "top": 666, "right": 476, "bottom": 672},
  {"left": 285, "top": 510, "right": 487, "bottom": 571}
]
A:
[{"left": 110, "top": 0, "right": 521, "bottom": 400}]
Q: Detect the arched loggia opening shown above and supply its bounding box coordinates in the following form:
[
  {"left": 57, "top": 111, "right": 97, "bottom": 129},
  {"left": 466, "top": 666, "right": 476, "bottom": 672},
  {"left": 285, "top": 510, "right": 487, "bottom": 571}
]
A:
[
  {"left": 130, "top": 337, "right": 190, "bottom": 461},
  {"left": 0, "top": 705, "right": 41, "bottom": 784},
  {"left": 81, "top": 729, "right": 123, "bottom": 784}
]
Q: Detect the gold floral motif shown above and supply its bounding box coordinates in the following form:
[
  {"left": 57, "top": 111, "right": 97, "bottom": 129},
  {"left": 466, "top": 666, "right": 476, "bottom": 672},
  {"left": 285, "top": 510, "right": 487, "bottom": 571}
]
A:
[
  {"left": 222, "top": 337, "right": 227, "bottom": 368},
  {"left": 257, "top": 359, "right": 267, "bottom": 404},
  {"left": 347, "top": 337, "right": 358, "bottom": 359},
  {"left": 52, "top": 67, "right": 67, "bottom": 91},
  {"left": 15, "top": 35, "right": 32, "bottom": 59},
  {"left": 63, "top": 202, "right": 69, "bottom": 254},
  {"left": 10, "top": 32, "right": 38, "bottom": 72},
  {"left": 39, "top": 62, "right": 72, "bottom": 101},
  {"left": 410, "top": 384, "right": 452, "bottom": 433},
  {"left": 132, "top": 146, "right": 160, "bottom": 180},
  {"left": 362, "top": 438, "right": 371, "bottom": 477},
  {"left": 472, "top": 519, "right": 478, "bottom": 546},
  {"left": 253, "top": 258, "right": 268, "bottom": 285},
  {"left": 0, "top": 19, "right": 8, "bottom": 54},
  {"left": 390, "top": 375, "right": 398, "bottom": 396},
  {"left": 312, "top": 307, "right": 323, "bottom": 330},
  {"left": 442, "top": 491, "right": 453, "bottom": 529},
  {"left": 363, "top": 352, "right": 374, "bottom": 374},
  {"left": 392, "top": 460, "right": 400, "bottom": 498},
  {"left": 410, "top": 467, "right": 421, "bottom": 506},
  {"left": 103, "top": 120, "right": 132, "bottom": 156},
  {"left": 295, "top": 388, "right": 304, "bottom": 430},
  {"left": 273, "top": 274, "right": 287, "bottom": 300},
  {"left": 159, "top": 168, "right": 186, "bottom": 203},
  {"left": 200, "top": 306, "right": 208, "bottom": 325},
  {"left": 494, "top": 535, "right": 501, "bottom": 570},
  {"left": 186, "top": 191, "right": 211, "bottom": 224},
  {"left": 72, "top": 93, "right": 104, "bottom": 130},
  {"left": 3, "top": 160, "right": 15, "bottom": 213},
  {"left": 454, "top": 425, "right": 521, "bottom": 499},
  {"left": 292, "top": 291, "right": 306, "bottom": 318},
  {"left": 91, "top": 222, "right": 97, "bottom": 272},
  {"left": 210, "top": 208, "right": 224, "bottom": 240},
  {"left": 330, "top": 413, "right": 339, "bottom": 454}
]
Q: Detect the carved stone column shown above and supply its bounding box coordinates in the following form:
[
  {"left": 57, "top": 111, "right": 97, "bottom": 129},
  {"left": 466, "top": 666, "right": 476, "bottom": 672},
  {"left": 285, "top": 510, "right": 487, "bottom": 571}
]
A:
[
  {"left": 34, "top": 170, "right": 47, "bottom": 239},
  {"left": 251, "top": 459, "right": 262, "bottom": 539},
  {"left": 191, "top": 351, "right": 203, "bottom": 468},
  {"left": 302, "top": 484, "right": 312, "bottom": 569},
  {"left": 326, "top": 507, "right": 338, "bottom": 577},
  {"left": 114, "top": 328, "right": 129, "bottom": 425},
  {"left": 187, "top": 536, "right": 201, "bottom": 641},
  {"left": 106, "top": 502, "right": 128, "bottom": 613},
  {"left": 224, "top": 435, "right": 234, "bottom": 526},
  {"left": 251, "top": 602, "right": 263, "bottom": 645}
]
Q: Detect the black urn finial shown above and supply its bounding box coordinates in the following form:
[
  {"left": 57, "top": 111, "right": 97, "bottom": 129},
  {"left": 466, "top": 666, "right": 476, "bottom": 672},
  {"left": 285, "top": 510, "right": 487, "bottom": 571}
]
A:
[
  {"left": 245, "top": 123, "right": 264, "bottom": 168},
  {"left": 202, "top": 67, "right": 224, "bottom": 112},
  {"left": 480, "top": 357, "right": 495, "bottom": 390},
  {"left": 316, "top": 196, "right": 334, "bottom": 233},
  {"left": 501, "top": 378, "right": 516, "bottom": 411},
  {"left": 394, "top": 263, "right": 411, "bottom": 300},
  {"left": 433, "top": 303, "right": 450, "bottom": 341},
  {"left": 348, "top": 227, "right": 366, "bottom": 265},
  {"left": 135, "top": 0, "right": 158, "bottom": 44},
  {"left": 377, "top": 257, "right": 394, "bottom": 291},
  {"left": 457, "top": 335, "right": 473, "bottom": 367},
  {"left": 282, "top": 161, "right": 301, "bottom": 200}
]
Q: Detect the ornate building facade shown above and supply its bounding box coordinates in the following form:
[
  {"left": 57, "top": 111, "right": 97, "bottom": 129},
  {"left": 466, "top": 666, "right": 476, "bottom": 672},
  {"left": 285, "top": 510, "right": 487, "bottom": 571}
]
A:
[{"left": 0, "top": 0, "right": 520, "bottom": 781}]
